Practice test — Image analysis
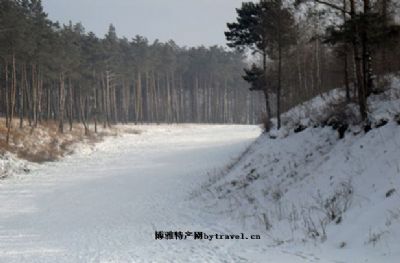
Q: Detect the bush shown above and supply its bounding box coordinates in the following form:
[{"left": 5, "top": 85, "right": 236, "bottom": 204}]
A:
[
  {"left": 315, "top": 181, "right": 353, "bottom": 223},
  {"left": 320, "top": 100, "right": 360, "bottom": 138},
  {"left": 323, "top": 101, "right": 359, "bottom": 126}
]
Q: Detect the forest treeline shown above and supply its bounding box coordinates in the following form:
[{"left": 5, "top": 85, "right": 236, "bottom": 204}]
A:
[
  {"left": 1, "top": 0, "right": 400, "bottom": 144},
  {"left": 0, "top": 0, "right": 264, "bottom": 143},
  {"left": 226, "top": 0, "right": 400, "bottom": 130}
]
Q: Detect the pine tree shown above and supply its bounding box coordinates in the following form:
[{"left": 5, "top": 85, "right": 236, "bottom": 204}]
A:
[{"left": 226, "top": 0, "right": 296, "bottom": 129}]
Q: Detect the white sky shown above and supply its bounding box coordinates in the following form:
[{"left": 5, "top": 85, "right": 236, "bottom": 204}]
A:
[{"left": 43, "top": 0, "right": 247, "bottom": 47}]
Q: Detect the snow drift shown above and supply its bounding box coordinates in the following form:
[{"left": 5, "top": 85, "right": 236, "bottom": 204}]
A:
[{"left": 199, "top": 75, "right": 400, "bottom": 262}]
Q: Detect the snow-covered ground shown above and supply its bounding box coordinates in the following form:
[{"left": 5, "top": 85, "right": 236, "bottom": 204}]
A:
[
  {"left": 198, "top": 75, "right": 400, "bottom": 263},
  {"left": 1, "top": 76, "right": 399, "bottom": 263},
  {"left": 1, "top": 124, "right": 298, "bottom": 263},
  {"left": 201, "top": 123, "right": 400, "bottom": 263}
]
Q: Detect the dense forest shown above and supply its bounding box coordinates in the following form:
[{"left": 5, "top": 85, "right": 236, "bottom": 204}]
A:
[
  {"left": 0, "top": 0, "right": 264, "bottom": 143},
  {"left": 226, "top": 0, "right": 400, "bottom": 130},
  {"left": 1, "top": 0, "right": 400, "bottom": 144}
]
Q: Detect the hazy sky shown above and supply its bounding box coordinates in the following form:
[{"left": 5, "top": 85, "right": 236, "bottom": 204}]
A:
[{"left": 43, "top": 0, "right": 246, "bottom": 47}]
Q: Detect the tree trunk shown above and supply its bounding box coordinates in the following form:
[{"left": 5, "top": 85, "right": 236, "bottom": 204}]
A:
[
  {"left": 58, "top": 72, "right": 66, "bottom": 133},
  {"left": 94, "top": 86, "right": 98, "bottom": 133},
  {"left": 362, "top": 0, "right": 373, "bottom": 96},
  {"left": 105, "top": 70, "right": 111, "bottom": 127},
  {"left": 262, "top": 51, "right": 272, "bottom": 121},
  {"left": 380, "top": 0, "right": 389, "bottom": 72},
  {"left": 135, "top": 71, "right": 142, "bottom": 123},
  {"left": 37, "top": 68, "right": 43, "bottom": 125},
  {"left": 344, "top": 52, "right": 351, "bottom": 102},
  {"left": 6, "top": 54, "right": 17, "bottom": 143},
  {"left": 68, "top": 77, "right": 73, "bottom": 131},
  {"left": 19, "top": 64, "right": 26, "bottom": 129},
  {"left": 5, "top": 62, "right": 10, "bottom": 129},
  {"left": 78, "top": 87, "right": 89, "bottom": 135},
  {"left": 350, "top": 0, "right": 368, "bottom": 121},
  {"left": 277, "top": 37, "right": 282, "bottom": 130}
]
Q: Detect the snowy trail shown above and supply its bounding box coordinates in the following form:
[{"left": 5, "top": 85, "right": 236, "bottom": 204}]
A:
[{"left": 0, "top": 125, "right": 316, "bottom": 263}]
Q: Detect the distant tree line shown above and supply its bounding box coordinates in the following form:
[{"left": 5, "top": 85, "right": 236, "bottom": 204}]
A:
[
  {"left": 0, "top": 0, "right": 264, "bottom": 143},
  {"left": 226, "top": 0, "right": 400, "bottom": 130}
]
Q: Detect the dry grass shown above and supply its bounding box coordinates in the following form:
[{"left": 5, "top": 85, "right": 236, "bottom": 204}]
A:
[
  {"left": 0, "top": 118, "right": 118, "bottom": 163},
  {"left": 122, "top": 127, "right": 142, "bottom": 135}
]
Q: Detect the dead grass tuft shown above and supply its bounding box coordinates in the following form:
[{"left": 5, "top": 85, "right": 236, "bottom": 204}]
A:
[
  {"left": 0, "top": 118, "right": 124, "bottom": 163},
  {"left": 123, "top": 127, "right": 142, "bottom": 135}
]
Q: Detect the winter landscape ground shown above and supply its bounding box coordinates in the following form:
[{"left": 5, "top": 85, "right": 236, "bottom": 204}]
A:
[
  {"left": 0, "top": 77, "right": 399, "bottom": 263},
  {"left": 0, "top": 124, "right": 273, "bottom": 263},
  {"left": 1, "top": 0, "right": 399, "bottom": 262}
]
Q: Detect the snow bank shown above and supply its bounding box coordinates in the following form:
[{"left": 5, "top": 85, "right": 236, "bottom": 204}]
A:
[
  {"left": 199, "top": 75, "right": 400, "bottom": 262},
  {"left": 268, "top": 74, "right": 400, "bottom": 139},
  {"left": 0, "top": 152, "right": 32, "bottom": 179}
]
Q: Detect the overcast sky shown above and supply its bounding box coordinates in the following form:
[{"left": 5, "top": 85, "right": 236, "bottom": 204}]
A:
[{"left": 43, "top": 0, "right": 246, "bottom": 47}]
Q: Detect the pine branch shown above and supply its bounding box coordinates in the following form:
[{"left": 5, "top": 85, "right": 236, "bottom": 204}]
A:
[{"left": 314, "top": 0, "right": 349, "bottom": 14}]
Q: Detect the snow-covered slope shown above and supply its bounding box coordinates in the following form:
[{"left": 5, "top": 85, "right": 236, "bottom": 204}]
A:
[{"left": 199, "top": 75, "right": 400, "bottom": 262}]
